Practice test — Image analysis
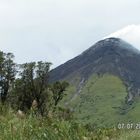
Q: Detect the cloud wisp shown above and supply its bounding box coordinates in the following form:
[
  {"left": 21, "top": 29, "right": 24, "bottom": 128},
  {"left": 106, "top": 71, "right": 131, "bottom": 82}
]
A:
[{"left": 106, "top": 24, "right": 140, "bottom": 50}]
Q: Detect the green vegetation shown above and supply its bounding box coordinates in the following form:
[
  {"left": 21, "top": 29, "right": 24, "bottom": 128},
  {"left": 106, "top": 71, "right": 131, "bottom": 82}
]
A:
[
  {"left": 1, "top": 50, "right": 140, "bottom": 139},
  {"left": 0, "top": 50, "right": 75, "bottom": 139},
  {"left": 1, "top": 105, "right": 140, "bottom": 140},
  {"left": 73, "top": 74, "right": 127, "bottom": 127},
  {"left": 0, "top": 51, "right": 69, "bottom": 116},
  {"left": 62, "top": 74, "right": 140, "bottom": 128},
  {"left": 0, "top": 104, "right": 117, "bottom": 140}
]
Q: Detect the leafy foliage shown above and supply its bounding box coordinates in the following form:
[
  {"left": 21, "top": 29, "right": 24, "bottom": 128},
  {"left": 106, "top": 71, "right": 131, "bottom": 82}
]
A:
[
  {"left": 0, "top": 52, "right": 16, "bottom": 104},
  {"left": 51, "top": 81, "right": 69, "bottom": 106},
  {"left": 9, "top": 61, "right": 69, "bottom": 116},
  {"left": 14, "top": 62, "right": 51, "bottom": 114},
  {"left": 0, "top": 50, "right": 69, "bottom": 118}
]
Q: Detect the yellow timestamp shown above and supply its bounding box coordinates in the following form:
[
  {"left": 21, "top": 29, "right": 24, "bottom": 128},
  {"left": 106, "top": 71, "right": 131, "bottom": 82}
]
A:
[{"left": 117, "top": 123, "right": 140, "bottom": 129}]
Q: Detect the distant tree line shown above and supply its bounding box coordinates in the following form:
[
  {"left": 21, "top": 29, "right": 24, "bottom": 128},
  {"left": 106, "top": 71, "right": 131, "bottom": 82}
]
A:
[{"left": 0, "top": 51, "right": 69, "bottom": 116}]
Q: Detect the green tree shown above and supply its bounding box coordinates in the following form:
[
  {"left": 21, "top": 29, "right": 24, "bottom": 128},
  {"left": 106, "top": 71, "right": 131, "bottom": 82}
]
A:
[
  {"left": 35, "top": 61, "right": 52, "bottom": 114},
  {"left": 0, "top": 52, "right": 16, "bottom": 104},
  {"left": 51, "top": 81, "right": 69, "bottom": 106},
  {"left": 14, "top": 62, "right": 52, "bottom": 114},
  {"left": 19, "top": 62, "right": 36, "bottom": 110}
]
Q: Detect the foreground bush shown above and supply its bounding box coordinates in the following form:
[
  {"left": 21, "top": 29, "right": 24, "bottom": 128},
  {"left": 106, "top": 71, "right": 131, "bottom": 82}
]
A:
[
  {"left": 0, "top": 106, "right": 113, "bottom": 140},
  {"left": 1, "top": 105, "right": 140, "bottom": 140}
]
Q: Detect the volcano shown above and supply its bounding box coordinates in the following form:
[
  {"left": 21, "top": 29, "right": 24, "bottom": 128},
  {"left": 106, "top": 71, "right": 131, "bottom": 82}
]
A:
[
  {"left": 50, "top": 37, "right": 140, "bottom": 102},
  {"left": 49, "top": 37, "right": 140, "bottom": 126}
]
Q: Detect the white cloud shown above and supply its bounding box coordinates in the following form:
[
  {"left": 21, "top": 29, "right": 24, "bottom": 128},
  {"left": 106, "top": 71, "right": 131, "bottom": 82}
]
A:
[
  {"left": 106, "top": 25, "right": 140, "bottom": 50},
  {"left": 0, "top": 0, "right": 140, "bottom": 68}
]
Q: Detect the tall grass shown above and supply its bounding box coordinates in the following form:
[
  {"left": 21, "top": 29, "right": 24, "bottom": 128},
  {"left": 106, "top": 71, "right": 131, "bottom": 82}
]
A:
[{"left": 1, "top": 105, "right": 140, "bottom": 140}]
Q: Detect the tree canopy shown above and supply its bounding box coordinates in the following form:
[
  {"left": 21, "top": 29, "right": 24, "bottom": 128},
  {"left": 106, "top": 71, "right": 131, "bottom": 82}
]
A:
[{"left": 0, "top": 51, "right": 69, "bottom": 116}]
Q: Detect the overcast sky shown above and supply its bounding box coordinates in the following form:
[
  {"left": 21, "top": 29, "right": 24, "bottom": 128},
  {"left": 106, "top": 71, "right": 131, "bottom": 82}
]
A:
[{"left": 0, "top": 0, "right": 140, "bottom": 68}]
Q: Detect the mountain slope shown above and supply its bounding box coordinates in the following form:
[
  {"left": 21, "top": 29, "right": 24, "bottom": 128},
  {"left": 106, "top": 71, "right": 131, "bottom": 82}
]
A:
[
  {"left": 61, "top": 74, "right": 140, "bottom": 127},
  {"left": 49, "top": 37, "right": 140, "bottom": 127},
  {"left": 67, "top": 74, "right": 128, "bottom": 127},
  {"left": 50, "top": 37, "right": 140, "bottom": 102}
]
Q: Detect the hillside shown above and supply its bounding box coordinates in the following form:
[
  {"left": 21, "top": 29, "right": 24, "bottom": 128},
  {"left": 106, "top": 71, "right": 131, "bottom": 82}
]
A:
[
  {"left": 49, "top": 37, "right": 140, "bottom": 127},
  {"left": 50, "top": 38, "right": 140, "bottom": 102},
  {"left": 62, "top": 74, "right": 140, "bottom": 127}
]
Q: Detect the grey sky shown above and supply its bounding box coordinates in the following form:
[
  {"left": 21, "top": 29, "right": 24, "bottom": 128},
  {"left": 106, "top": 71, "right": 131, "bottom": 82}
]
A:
[{"left": 0, "top": 0, "right": 140, "bottom": 68}]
